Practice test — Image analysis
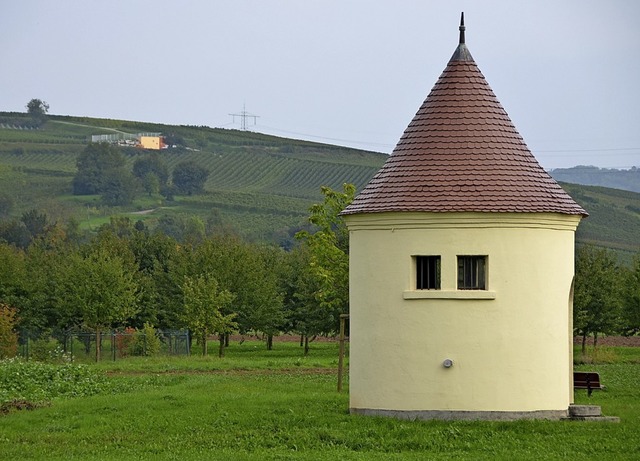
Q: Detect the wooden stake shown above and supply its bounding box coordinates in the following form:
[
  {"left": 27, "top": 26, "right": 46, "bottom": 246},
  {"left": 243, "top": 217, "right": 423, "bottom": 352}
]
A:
[{"left": 337, "top": 314, "right": 349, "bottom": 392}]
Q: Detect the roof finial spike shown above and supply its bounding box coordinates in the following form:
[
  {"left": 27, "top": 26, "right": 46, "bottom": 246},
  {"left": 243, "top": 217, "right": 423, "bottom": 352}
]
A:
[{"left": 459, "top": 12, "right": 466, "bottom": 44}]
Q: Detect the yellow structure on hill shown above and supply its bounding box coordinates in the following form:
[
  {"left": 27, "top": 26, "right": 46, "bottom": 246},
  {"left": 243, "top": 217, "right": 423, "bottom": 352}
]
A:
[{"left": 139, "top": 136, "right": 166, "bottom": 150}]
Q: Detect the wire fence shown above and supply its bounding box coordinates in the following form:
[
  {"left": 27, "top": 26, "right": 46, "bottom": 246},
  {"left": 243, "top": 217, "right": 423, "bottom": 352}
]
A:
[{"left": 18, "top": 329, "right": 190, "bottom": 362}]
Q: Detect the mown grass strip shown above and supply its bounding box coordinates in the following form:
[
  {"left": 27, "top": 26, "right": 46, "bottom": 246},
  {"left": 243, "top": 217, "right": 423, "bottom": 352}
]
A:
[
  {"left": 1, "top": 368, "right": 639, "bottom": 460},
  {"left": 1, "top": 343, "right": 639, "bottom": 460}
]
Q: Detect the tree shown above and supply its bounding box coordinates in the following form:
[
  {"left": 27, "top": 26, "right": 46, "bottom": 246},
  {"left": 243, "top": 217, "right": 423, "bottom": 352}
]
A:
[
  {"left": 0, "top": 303, "right": 19, "bottom": 358},
  {"left": 142, "top": 173, "right": 160, "bottom": 197},
  {"left": 133, "top": 153, "right": 169, "bottom": 184},
  {"left": 295, "top": 184, "right": 355, "bottom": 338},
  {"left": 0, "top": 220, "right": 31, "bottom": 249},
  {"left": 21, "top": 241, "right": 72, "bottom": 335},
  {"left": 155, "top": 214, "right": 205, "bottom": 244},
  {"left": 283, "top": 245, "right": 334, "bottom": 355},
  {"left": 181, "top": 274, "right": 235, "bottom": 356},
  {"left": 172, "top": 161, "right": 210, "bottom": 195},
  {"left": 98, "top": 216, "right": 135, "bottom": 239},
  {"left": 26, "top": 98, "right": 49, "bottom": 125},
  {"left": 163, "top": 132, "right": 185, "bottom": 147},
  {"left": 191, "top": 235, "right": 284, "bottom": 348},
  {"left": 100, "top": 171, "right": 137, "bottom": 206},
  {"left": 73, "top": 143, "right": 136, "bottom": 205},
  {"left": 127, "top": 231, "right": 181, "bottom": 329},
  {"left": 621, "top": 255, "right": 640, "bottom": 336},
  {"left": 0, "top": 210, "right": 52, "bottom": 249},
  {"left": 64, "top": 217, "right": 86, "bottom": 245},
  {"left": 58, "top": 249, "right": 140, "bottom": 361},
  {"left": 253, "top": 245, "right": 287, "bottom": 350},
  {"left": 574, "top": 245, "right": 623, "bottom": 352},
  {"left": 133, "top": 153, "right": 169, "bottom": 193},
  {"left": 21, "top": 209, "right": 48, "bottom": 238},
  {"left": 0, "top": 245, "right": 28, "bottom": 331},
  {"left": 303, "top": 184, "right": 354, "bottom": 254},
  {"left": 26, "top": 98, "right": 49, "bottom": 116},
  {"left": 0, "top": 193, "right": 14, "bottom": 218},
  {"left": 73, "top": 143, "right": 121, "bottom": 194}
]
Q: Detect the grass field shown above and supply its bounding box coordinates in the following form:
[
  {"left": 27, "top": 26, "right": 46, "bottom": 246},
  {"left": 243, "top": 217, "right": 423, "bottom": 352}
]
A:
[{"left": 1, "top": 341, "right": 639, "bottom": 460}]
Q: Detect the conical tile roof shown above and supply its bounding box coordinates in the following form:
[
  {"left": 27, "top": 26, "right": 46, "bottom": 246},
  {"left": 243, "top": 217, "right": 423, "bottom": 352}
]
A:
[{"left": 342, "top": 14, "right": 587, "bottom": 217}]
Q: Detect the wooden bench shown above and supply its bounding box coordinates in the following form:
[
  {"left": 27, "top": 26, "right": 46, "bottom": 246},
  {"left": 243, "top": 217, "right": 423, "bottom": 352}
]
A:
[{"left": 574, "top": 371, "right": 604, "bottom": 397}]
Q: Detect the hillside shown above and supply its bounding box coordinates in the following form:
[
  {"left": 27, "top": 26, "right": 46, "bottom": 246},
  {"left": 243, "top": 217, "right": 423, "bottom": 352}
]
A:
[
  {"left": 0, "top": 112, "right": 386, "bottom": 244},
  {"left": 0, "top": 111, "right": 638, "bottom": 259},
  {"left": 562, "top": 182, "right": 640, "bottom": 262},
  {"left": 550, "top": 165, "right": 640, "bottom": 193}
]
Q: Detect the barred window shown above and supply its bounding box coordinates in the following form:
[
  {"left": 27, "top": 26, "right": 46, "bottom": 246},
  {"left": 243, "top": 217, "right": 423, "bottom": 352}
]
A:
[
  {"left": 416, "top": 256, "right": 441, "bottom": 290},
  {"left": 457, "top": 256, "right": 487, "bottom": 290}
]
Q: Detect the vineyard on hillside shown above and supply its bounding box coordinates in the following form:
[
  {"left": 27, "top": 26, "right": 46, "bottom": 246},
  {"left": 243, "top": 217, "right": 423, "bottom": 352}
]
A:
[
  {"left": 0, "top": 112, "right": 386, "bottom": 243},
  {"left": 0, "top": 112, "right": 638, "bottom": 256}
]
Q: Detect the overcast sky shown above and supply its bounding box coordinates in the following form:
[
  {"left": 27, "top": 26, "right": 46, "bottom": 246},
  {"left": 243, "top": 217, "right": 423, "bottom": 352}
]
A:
[{"left": 2, "top": 1, "right": 639, "bottom": 169}]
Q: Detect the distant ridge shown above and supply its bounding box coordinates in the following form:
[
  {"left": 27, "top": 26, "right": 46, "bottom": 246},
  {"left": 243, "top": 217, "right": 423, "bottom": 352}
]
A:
[{"left": 550, "top": 165, "right": 640, "bottom": 194}]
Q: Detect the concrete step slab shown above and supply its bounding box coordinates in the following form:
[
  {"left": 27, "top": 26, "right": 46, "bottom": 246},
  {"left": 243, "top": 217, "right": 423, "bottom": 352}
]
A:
[{"left": 569, "top": 405, "right": 602, "bottom": 417}]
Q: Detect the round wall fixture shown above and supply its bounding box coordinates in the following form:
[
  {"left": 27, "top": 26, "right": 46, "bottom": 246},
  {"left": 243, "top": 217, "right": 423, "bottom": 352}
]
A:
[{"left": 443, "top": 358, "right": 454, "bottom": 368}]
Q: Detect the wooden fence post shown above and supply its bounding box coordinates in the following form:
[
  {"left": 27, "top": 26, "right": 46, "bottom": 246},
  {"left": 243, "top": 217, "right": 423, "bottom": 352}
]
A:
[{"left": 337, "top": 314, "right": 349, "bottom": 392}]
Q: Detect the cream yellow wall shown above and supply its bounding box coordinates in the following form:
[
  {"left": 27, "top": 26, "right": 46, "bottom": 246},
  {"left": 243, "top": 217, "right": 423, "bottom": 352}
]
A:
[
  {"left": 345, "top": 212, "right": 581, "bottom": 414},
  {"left": 139, "top": 136, "right": 162, "bottom": 150}
]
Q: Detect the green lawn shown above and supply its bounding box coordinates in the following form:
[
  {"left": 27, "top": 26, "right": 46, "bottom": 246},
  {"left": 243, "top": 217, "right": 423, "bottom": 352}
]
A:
[{"left": 1, "top": 341, "right": 639, "bottom": 460}]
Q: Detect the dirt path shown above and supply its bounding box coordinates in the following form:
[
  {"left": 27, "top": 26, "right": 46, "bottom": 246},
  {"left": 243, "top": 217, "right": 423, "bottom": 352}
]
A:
[
  {"left": 574, "top": 336, "right": 640, "bottom": 347},
  {"left": 105, "top": 367, "right": 339, "bottom": 377},
  {"left": 130, "top": 208, "right": 158, "bottom": 215},
  {"left": 52, "top": 120, "right": 129, "bottom": 134}
]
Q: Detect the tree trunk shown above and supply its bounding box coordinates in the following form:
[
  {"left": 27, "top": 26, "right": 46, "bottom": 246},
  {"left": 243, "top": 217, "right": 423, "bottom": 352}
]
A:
[
  {"left": 95, "top": 328, "right": 101, "bottom": 362},
  {"left": 224, "top": 333, "right": 230, "bottom": 348},
  {"left": 202, "top": 334, "right": 207, "bottom": 356},
  {"left": 581, "top": 333, "right": 587, "bottom": 355},
  {"left": 83, "top": 335, "right": 91, "bottom": 354},
  {"left": 300, "top": 335, "right": 304, "bottom": 347},
  {"left": 218, "top": 334, "right": 225, "bottom": 358},
  {"left": 266, "top": 334, "right": 273, "bottom": 351},
  {"left": 594, "top": 332, "right": 598, "bottom": 350},
  {"left": 304, "top": 335, "right": 309, "bottom": 356}
]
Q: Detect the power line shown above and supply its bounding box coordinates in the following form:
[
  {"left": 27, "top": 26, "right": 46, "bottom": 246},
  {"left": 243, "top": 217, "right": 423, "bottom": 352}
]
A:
[
  {"left": 220, "top": 116, "right": 640, "bottom": 162},
  {"left": 536, "top": 147, "right": 640, "bottom": 154},
  {"left": 254, "top": 124, "right": 395, "bottom": 149},
  {"left": 229, "top": 104, "right": 259, "bottom": 131}
]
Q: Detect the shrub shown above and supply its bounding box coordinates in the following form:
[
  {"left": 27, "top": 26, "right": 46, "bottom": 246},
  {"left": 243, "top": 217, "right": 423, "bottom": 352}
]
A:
[
  {"left": 115, "top": 327, "right": 137, "bottom": 358},
  {"left": 0, "top": 304, "right": 18, "bottom": 359},
  {"left": 29, "top": 337, "right": 71, "bottom": 364},
  {"left": 0, "top": 358, "right": 108, "bottom": 406},
  {"left": 574, "top": 345, "right": 618, "bottom": 364},
  {"left": 129, "top": 322, "right": 161, "bottom": 357}
]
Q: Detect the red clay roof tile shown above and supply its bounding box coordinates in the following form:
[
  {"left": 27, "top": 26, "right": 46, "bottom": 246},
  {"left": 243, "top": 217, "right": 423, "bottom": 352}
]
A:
[{"left": 342, "top": 22, "right": 587, "bottom": 217}]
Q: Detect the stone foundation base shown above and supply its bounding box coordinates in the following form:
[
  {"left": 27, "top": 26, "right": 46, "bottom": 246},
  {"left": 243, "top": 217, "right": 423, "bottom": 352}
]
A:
[{"left": 350, "top": 408, "right": 569, "bottom": 421}]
